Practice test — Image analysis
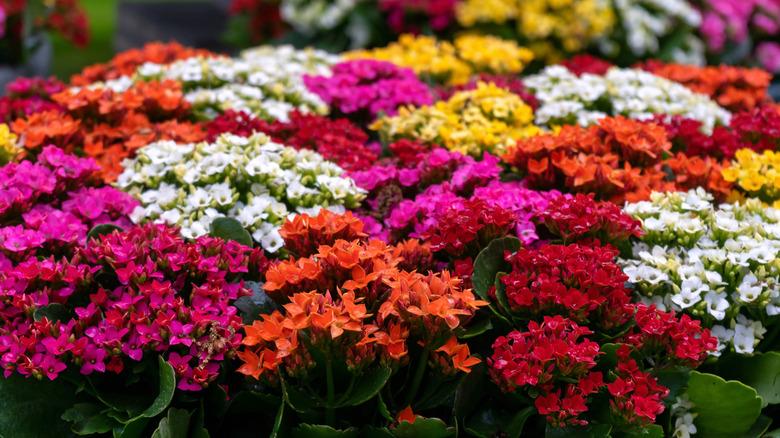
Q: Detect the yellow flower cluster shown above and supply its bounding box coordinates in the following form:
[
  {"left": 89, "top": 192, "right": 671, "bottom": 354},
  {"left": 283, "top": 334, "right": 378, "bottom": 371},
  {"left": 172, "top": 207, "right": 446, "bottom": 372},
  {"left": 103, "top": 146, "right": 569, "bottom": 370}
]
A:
[
  {"left": 0, "top": 124, "right": 19, "bottom": 165},
  {"left": 346, "top": 34, "right": 533, "bottom": 85},
  {"left": 722, "top": 148, "right": 780, "bottom": 208},
  {"left": 372, "top": 82, "right": 539, "bottom": 156},
  {"left": 456, "top": 0, "right": 615, "bottom": 62}
]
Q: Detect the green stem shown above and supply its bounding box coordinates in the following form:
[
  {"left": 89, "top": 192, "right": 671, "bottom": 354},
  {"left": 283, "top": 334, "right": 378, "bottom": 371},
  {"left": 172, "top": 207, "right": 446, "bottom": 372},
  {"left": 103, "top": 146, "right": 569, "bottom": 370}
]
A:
[
  {"left": 326, "top": 358, "right": 336, "bottom": 426},
  {"left": 404, "top": 345, "right": 431, "bottom": 407}
]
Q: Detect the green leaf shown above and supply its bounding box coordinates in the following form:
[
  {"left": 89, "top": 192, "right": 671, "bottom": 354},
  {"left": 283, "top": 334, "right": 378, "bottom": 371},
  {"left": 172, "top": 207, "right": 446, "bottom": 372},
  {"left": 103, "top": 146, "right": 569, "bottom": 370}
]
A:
[
  {"left": 456, "top": 311, "right": 492, "bottom": 339},
  {"left": 654, "top": 367, "right": 690, "bottom": 404},
  {"left": 685, "top": 371, "right": 762, "bottom": 438},
  {"left": 393, "top": 417, "right": 455, "bottom": 438},
  {"left": 62, "top": 403, "right": 115, "bottom": 435},
  {"left": 281, "top": 374, "right": 322, "bottom": 414},
  {"left": 471, "top": 237, "right": 520, "bottom": 300},
  {"left": 766, "top": 428, "right": 780, "bottom": 438},
  {"left": 33, "top": 303, "right": 70, "bottom": 322},
  {"left": 545, "top": 423, "right": 612, "bottom": 438},
  {"left": 716, "top": 352, "right": 780, "bottom": 406},
  {"left": 122, "top": 357, "right": 176, "bottom": 424},
  {"left": 291, "top": 424, "right": 359, "bottom": 437},
  {"left": 87, "top": 224, "right": 123, "bottom": 242},
  {"left": 0, "top": 374, "right": 78, "bottom": 438},
  {"left": 151, "top": 408, "right": 191, "bottom": 438},
  {"left": 209, "top": 217, "right": 253, "bottom": 247},
  {"left": 619, "top": 424, "right": 664, "bottom": 438},
  {"left": 503, "top": 407, "right": 534, "bottom": 438},
  {"left": 336, "top": 367, "right": 391, "bottom": 407},
  {"left": 453, "top": 363, "right": 486, "bottom": 425},
  {"left": 743, "top": 415, "right": 772, "bottom": 438},
  {"left": 270, "top": 399, "right": 285, "bottom": 438}
]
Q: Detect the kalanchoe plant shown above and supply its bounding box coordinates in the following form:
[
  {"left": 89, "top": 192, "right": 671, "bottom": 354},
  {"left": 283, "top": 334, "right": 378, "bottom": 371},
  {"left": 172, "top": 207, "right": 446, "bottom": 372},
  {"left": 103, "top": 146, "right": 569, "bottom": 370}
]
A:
[
  {"left": 117, "top": 132, "right": 366, "bottom": 253},
  {"left": 237, "top": 210, "right": 486, "bottom": 434}
]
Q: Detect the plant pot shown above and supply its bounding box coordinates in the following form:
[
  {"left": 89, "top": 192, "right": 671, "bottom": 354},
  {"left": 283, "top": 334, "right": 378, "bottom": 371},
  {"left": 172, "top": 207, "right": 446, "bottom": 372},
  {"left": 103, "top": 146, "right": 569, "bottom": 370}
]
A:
[{"left": 0, "top": 34, "right": 52, "bottom": 94}]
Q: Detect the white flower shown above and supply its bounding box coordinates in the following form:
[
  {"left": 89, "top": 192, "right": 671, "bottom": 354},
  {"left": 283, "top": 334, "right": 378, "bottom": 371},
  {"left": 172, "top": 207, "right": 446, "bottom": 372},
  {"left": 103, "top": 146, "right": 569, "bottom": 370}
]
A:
[
  {"left": 703, "top": 291, "right": 729, "bottom": 320},
  {"left": 736, "top": 273, "right": 762, "bottom": 303}
]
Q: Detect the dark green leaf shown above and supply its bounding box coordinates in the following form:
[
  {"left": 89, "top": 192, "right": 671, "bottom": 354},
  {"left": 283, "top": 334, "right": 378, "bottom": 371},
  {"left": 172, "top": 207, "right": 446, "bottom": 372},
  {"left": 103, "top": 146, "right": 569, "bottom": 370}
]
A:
[
  {"left": 765, "top": 428, "right": 780, "bottom": 437},
  {"left": 685, "top": 371, "right": 762, "bottom": 438},
  {"left": 87, "top": 224, "right": 123, "bottom": 242},
  {"left": 453, "top": 363, "right": 486, "bottom": 425},
  {"left": 209, "top": 217, "right": 252, "bottom": 247},
  {"left": 336, "top": 367, "right": 391, "bottom": 407},
  {"left": 471, "top": 237, "right": 520, "bottom": 300},
  {"left": 234, "top": 281, "right": 276, "bottom": 324},
  {"left": 546, "top": 423, "right": 612, "bottom": 438},
  {"left": 743, "top": 415, "right": 772, "bottom": 438},
  {"left": 62, "top": 403, "right": 115, "bottom": 435},
  {"left": 0, "top": 375, "right": 78, "bottom": 438},
  {"left": 151, "top": 408, "right": 191, "bottom": 438},
  {"left": 291, "top": 424, "right": 359, "bottom": 438},
  {"left": 393, "top": 417, "right": 455, "bottom": 438},
  {"left": 619, "top": 424, "right": 664, "bottom": 438},
  {"left": 456, "top": 312, "right": 492, "bottom": 339},
  {"left": 654, "top": 367, "right": 690, "bottom": 404},
  {"left": 121, "top": 357, "right": 176, "bottom": 424},
  {"left": 281, "top": 374, "right": 321, "bottom": 414},
  {"left": 716, "top": 352, "right": 780, "bottom": 406},
  {"left": 34, "top": 303, "right": 70, "bottom": 322},
  {"left": 377, "top": 393, "right": 393, "bottom": 423}
]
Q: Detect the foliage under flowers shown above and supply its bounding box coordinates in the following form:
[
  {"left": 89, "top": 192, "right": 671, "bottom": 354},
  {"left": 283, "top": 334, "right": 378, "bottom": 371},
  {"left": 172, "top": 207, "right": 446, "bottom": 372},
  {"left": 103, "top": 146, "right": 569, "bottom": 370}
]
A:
[{"left": 118, "top": 132, "right": 365, "bottom": 253}]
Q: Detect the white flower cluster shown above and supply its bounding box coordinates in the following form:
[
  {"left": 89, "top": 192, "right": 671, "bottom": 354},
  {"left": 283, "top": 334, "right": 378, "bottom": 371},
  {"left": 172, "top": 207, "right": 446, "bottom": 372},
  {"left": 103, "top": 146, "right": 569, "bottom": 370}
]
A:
[
  {"left": 134, "top": 45, "right": 339, "bottom": 121},
  {"left": 524, "top": 66, "right": 731, "bottom": 131},
  {"left": 670, "top": 395, "right": 698, "bottom": 438},
  {"left": 621, "top": 188, "right": 780, "bottom": 356},
  {"left": 281, "top": 0, "right": 359, "bottom": 33},
  {"left": 600, "top": 0, "right": 704, "bottom": 63},
  {"left": 117, "top": 133, "right": 366, "bottom": 253}
]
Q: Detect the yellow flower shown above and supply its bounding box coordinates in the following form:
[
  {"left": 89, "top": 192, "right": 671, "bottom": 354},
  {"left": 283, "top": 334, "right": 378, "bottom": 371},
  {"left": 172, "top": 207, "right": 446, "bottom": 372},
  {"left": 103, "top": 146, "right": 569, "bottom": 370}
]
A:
[
  {"left": 346, "top": 34, "right": 533, "bottom": 85},
  {"left": 0, "top": 124, "right": 19, "bottom": 165},
  {"left": 723, "top": 148, "right": 780, "bottom": 205},
  {"left": 373, "top": 82, "right": 538, "bottom": 156}
]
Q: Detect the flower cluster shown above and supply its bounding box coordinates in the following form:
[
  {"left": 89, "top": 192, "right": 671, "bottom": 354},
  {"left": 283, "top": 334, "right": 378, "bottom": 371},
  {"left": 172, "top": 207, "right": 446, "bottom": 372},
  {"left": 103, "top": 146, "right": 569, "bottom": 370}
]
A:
[
  {"left": 621, "top": 189, "right": 780, "bottom": 355},
  {"left": 534, "top": 194, "right": 643, "bottom": 247},
  {"left": 524, "top": 65, "right": 731, "bottom": 131},
  {"left": 433, "top": 73, "right": 539, "bottom": 109},
  {"left": 279, "top": 0, "right": 358, "bottom": 33},
  {"left": 641, "top": 62, "right": 772, "bottom": 112},
  {"left": 0, "top": 124, "right": 19, "bottom": 165},
  {"left": 135, "top": 45, "right": 337, "bottom": 121},
  {"left": 374, "top": 81, "right": 538, "bottom": 156},
  {"left": 379, "top": 0, "right": 457, "bottom": 34},
  {"left": 303, "top": 59, "right": 433, "bottom": 122},
  {"left": 0, "top": 146, "right": 137, "bottom": 263},
  {"left": 117, "top": 132, "right": 365, "bottom": 252},
  {"left": 722, "top": 148, "right": 780, "bottom": 207},
  {"left": 456, "top": 0, "right": 615, "bottom": 62},
  {"left": 10, "top": 80, "right": 205, "bottom": 181},
  {"left": 0, "top": 77, "right": 65, "bottom": 123},
  {"left": 206, "top": 109, "right": 377, "bottom": 171},
  {"left": 347, "top": 34, "right": 533, "bottom": 85},
  {"left": 503, "top": 116, "right": 732, "bottom": 203},
  {"left": 0, "top": 223, "right": 267, "bottom": 389}
]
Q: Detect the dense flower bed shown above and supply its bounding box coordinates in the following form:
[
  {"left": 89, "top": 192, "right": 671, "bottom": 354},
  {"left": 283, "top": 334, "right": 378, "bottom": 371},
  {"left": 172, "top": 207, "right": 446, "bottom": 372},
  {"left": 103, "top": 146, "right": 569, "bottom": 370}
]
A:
[{"left": 1, "top": 28, "right": 780, "bottom": 438}]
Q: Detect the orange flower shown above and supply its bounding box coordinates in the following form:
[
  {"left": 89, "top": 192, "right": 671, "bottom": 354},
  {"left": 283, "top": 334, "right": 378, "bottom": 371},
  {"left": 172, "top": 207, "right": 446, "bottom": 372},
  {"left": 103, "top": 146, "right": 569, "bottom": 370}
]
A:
[
  {"left": 436, "top": 336, "right": 481, "bottom": 373},
  {"left": 396, "top": 406, "right": 416, "bottom": 424},
  {"left": 281, "top": 209, "right": 367, "bottom": 257}
]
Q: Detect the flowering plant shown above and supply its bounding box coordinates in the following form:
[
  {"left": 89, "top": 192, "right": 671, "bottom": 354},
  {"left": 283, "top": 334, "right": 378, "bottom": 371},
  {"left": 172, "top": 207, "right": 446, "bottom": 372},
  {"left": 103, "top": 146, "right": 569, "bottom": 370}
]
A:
[
  {"left": 117, "top": 132, "right": 365, "bottom": 253},
  {"left": 0, "top": 76, "right": 65, "bottom": 123},
  {"left": 373, "top": 81, "right": 538, "bottom": 156},
  {"left": 722, "top": 148, "right": 780, "bottom": 207}
]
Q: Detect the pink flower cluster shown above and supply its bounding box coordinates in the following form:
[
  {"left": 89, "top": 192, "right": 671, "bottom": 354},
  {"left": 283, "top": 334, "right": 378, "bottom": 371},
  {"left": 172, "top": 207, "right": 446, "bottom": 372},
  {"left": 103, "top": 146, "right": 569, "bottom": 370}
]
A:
[
  {"left": 379, "top": 0, "right": 457, "bottom": 34},
  {"left": 304, "top": 59, "right": 433, "bottom": 121},
  {"left": 0, "top": 146, "right": 138, "bottom": 264},
  {"left": 0, "top": 223, "right": 268, "bottom": 390},
  {"left": 0, "top": 77, "right": 65, "bottom": 123}
]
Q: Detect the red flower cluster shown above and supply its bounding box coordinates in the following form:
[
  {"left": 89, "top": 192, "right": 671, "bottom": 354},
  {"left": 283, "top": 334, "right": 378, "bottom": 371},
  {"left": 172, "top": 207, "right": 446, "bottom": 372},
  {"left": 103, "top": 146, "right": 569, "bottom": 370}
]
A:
[
  {"left": 206, "top": 110, "right": 378, "bottom": 171},
  {"left": 489, "top": 316, "right": 604, "bottom": 427},
  {"left": 41, "top": 0, "right": 90, "bottom": 47},
  {"left": 606, "top": 345, "right": 669, "bottom": 426},
  {"left": 0, "top": 223, "right": 268, "bottom": 390},
  {"left": 379, "top": 0, "right": 457, "bottom": 34},
  {"left": 422, "top": 198, "right": 515, "bottom": 257},
  {"left": 534, "top": 194, "right": 643, "bottom": 246},
  {"left": 624, "top": 305, "right": 717, "bottom": 368},
  {"left": 501, "top": 244, "right": 634, "bottom": 330},
  {"left": 0, "top": 77, "right": 65, "bottom": 123},
  {"left": 71, "top": 41, "right": 218, "bottom": 86},
  {"left": 504, "top": 116, "right": 732, "bottom": 203},
  {"left": 560, "top": 54, "right": 613, "bottom": 76},
  {"left": 11, "top": 80, "right": 206, "bottom": 181},
  {"left": 641, "top": 61, "right": 772, "bottom": 112},
  {"left": 229, "top": 0, "right": 286, "bottom": 44}
]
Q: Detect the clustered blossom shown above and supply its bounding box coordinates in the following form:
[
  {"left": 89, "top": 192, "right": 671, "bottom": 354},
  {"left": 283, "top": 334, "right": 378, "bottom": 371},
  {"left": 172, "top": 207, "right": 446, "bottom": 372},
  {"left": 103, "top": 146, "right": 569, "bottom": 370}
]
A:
[
  {"left": 379, "top": 0, "right": 457, "bottom": 34},
  {"left": 206, "top": 109, "right": 377, "bottom": 171},
  {"left": 304, "top": 59, "right": 433, "bottom": 121},
  {"left": 525, "top": 65, "right": 731, "bottom": 131},
  {"left": 347, "top": 34, "right": 533, "bottom": 85},
  {"left": 374, "top": 81, "right": 539, "bottom": 156},
  {"left": 503, "top": 115, "right": 732, "bottom": 203},
  {"left": 0, "top": 124, "right": 19, "bottom": 165},
  {"left": 722, "top": 148, "right": 780, "bottom": 207},
  {"left": 135, "top": 45, "right": 337, "bottom": 121},
  {"left": 0, "top": 77, "right": 65, "bottom": 123},
  {"left": 279, "top": 0, "right": 358, "bottom": 33},
  {"left": 0, "top": 223, "right": 268, "bottom": 390},
  {"left": 117, "top": 132, "right": 365, "bottom": 253},
  {"left": 433, "top": 73, "right": 539, "bottom": 109},
  {"left": 534, "top": 194, "right": 643, "bottom": 247},
  {"left": 0, "top": 146, "right": 137, "bottom": 264},
  {"left": 621, "top": 189, "right": 780, "bottom": 355},
  {"left": 10, "top": 79, "right": 206, "bottom": 181}
]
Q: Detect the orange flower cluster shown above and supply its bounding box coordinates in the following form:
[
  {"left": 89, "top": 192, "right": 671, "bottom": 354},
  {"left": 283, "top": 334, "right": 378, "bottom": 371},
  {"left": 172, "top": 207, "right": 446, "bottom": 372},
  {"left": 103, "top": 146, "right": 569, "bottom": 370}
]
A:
[
  {"left": 71, "top": 41, "right": 218, "bottom": 86},
  {"left": 240, "top": 211, "right": 485, "bottom": 382},
  {"left": 11, "top": 80, "right": 206, "bottom": 181},
  {"left": 280, "top": 210, "right": 368, "bottom": 257},
  {"left": 503, "top": 116, "right": 732, "bottom": 203},
  {"left": 642, "top": 61, "right": 772, "bottom": 112}
]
